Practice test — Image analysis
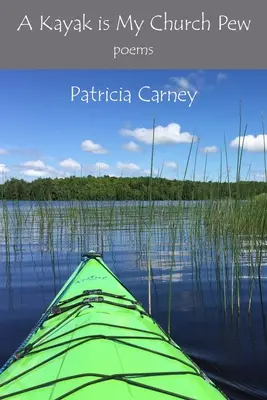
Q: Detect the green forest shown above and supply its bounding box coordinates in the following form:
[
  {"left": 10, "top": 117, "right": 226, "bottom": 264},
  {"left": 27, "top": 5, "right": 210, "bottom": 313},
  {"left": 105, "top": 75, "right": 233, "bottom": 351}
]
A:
[{"left": 0, "top": 176, "right": 267, "bottom": 201}]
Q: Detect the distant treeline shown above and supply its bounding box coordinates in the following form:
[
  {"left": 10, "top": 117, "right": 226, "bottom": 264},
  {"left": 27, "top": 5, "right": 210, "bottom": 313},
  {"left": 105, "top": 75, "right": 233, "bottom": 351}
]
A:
[{"left": 0, "top": 176, "right": 267, "bottom": 201}]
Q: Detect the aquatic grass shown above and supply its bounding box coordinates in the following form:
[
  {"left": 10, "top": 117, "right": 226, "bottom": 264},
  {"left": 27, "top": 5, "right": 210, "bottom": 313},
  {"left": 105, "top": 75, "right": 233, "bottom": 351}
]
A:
[
  {"left": 1, "top": 205, "right": 7, "bottom": 261},
  {"left": 167, "top": 136, "right": 196, "bottom": 334},
  {"left": 1, "top": 110, "right": 267, "bottom": 323},
  {"left": 147, "top": 117, "right": 156, "bottom": 314},
  {"left": 1, "top": 194, "right": 267, "bottom": 317}
]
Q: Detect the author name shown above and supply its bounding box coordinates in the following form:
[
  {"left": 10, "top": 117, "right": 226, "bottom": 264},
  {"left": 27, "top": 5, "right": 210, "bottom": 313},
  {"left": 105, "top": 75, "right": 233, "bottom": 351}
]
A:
[{"left": 70, "top": 86, "right": 198, "bottom": 107}]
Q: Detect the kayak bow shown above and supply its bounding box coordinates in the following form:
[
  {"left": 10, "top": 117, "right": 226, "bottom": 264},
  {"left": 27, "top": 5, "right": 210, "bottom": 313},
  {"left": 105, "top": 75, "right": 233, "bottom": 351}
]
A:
[{"left": 0, "top": 251, "right": 228, "bottom": 399}]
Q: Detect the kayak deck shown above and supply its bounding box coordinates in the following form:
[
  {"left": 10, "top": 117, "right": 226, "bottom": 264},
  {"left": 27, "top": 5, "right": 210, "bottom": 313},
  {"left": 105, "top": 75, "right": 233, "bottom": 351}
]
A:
[{"left": 0, "top": 253, "right": 227, "bottom": 399}]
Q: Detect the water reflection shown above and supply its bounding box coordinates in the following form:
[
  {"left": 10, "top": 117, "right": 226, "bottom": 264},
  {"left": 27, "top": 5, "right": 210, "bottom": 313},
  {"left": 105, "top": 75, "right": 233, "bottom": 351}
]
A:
[{"left": 0, "top": 201, "right": 267, "bottom": 399}]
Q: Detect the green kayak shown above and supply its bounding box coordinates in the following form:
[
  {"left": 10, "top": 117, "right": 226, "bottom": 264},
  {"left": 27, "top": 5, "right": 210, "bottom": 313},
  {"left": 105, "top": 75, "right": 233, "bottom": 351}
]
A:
[{"left": 0, "top": 252, "right": 228, "bottom": 399}]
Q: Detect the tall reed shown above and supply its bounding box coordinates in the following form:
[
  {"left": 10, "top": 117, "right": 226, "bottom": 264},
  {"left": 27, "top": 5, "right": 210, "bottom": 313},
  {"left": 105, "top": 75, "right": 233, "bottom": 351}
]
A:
[{"left": 147, "top": 117, "right": 156, "bottom": 314}]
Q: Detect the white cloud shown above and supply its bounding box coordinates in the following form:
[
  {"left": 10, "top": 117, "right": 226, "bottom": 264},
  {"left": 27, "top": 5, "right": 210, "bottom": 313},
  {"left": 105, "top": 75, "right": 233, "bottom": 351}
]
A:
[
  {"left": 123, "top": 141, "right": 141, "bottom": 152},
  {"left": 143, "top": 168, "right": 160, "bottom": 176},
  {"left": 81, "top": 140, "right": 107, "bottom": 154},
  {"left": 253, "top": 172, "right": 265, "bottom": 181},
  {"left": 166, "top": 71, "right": 227, "bottom": 93},
  {"left": 0, "top": 163, "right": 9, "bottom": 173},
  {"left": 143, "top": 169, "right": 151, "bottom": 175},
  {"left": 116, "top": 162, "right": 140, "bottom": 171},
  {"left": 217, "top": 72, "right": 227, "bottom": 82},
  {"left": 0, "top": 148, "right": 8, "bottom": 155},
  {"left": 121, "top": 123, "right": 197, "bottom": 145},
  {"left": 230, "top": 134, "right": 267, "bottom": 152},
  {"left": 59, "top": 158, "right": 81, "bottom": 170},
  {"left": 23, "top": 160, "right": 46, "bottom": 169},
  {"left": 94, "top": 162, "right": 110, "bottom": 170},
  {"left": 20, "top": 159, "right": 67, "bottom": 178},
  {"left": 169, "top": 77, "right": 197, "bottom": 92},
  {"left": 22, "top": 169, "right": 47, "bottom": 177},
  {"left": 166, "top": 71, "right": 205, "bottom": 92},
  {"left": 164, "top": 161, "right": 177, "bottom": 168},
  {"left": 201, "top": 146, "right": 218, "bottom": 153},
  {"left": 22, "top": 160, "right": 57, "bottom": 173}
]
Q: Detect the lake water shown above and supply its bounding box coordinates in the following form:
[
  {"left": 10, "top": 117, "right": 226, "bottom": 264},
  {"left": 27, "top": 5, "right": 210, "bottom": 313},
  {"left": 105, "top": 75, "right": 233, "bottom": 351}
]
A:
[{"left": 0, "top": 201, "right": 267, "bottom": 399}]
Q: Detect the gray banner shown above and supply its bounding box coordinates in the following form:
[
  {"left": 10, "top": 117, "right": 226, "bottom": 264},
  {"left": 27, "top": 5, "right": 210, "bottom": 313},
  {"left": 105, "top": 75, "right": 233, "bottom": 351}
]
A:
[{"left": 0, "top": 0, "right": 266, "bottom": 68}]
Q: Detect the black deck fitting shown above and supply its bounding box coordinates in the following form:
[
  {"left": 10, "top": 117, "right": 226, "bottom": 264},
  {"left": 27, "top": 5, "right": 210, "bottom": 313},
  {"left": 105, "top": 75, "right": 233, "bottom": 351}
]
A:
[{"left": 82, "top": 251, "right": 103, "bottom": 260}]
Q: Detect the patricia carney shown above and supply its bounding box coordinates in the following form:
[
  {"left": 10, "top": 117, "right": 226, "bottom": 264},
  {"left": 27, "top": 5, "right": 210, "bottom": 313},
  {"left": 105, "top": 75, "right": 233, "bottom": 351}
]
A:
[{"left": 70, "top": 86, "right": 198, "bottom": 108}]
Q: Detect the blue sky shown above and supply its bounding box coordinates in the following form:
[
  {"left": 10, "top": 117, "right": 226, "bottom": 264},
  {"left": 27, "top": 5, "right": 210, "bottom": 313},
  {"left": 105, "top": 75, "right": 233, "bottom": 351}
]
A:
[{"left": 0, "top": 69, "right": 267, "bottom": 182}]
